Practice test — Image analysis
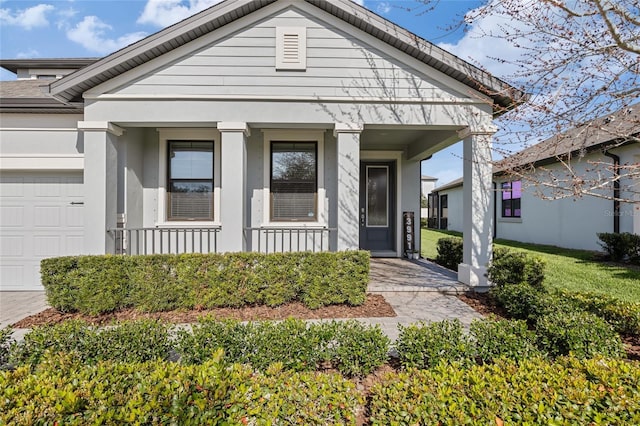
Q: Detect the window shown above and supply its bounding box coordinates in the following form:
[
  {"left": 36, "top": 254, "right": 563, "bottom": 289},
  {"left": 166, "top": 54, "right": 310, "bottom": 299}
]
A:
[
  {"left": 502, "top": 180, "right": 522, "bottom": 218},
  {"left": 270, "top": 142, "right": 317, "bottom": 221},
  {"left": 439, "top": 194, "right": 448, "bottom": 229},
  {"left": 167, "top": 141, "right": 214, "bottom": 220}
]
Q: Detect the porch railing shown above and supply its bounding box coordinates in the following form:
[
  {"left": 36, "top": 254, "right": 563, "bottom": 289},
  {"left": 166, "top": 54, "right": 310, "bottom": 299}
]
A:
[
  {"left": 245, "top": 227, "right": 336, "bottom": 253},
  {"left": 108, "top": 227, "right": 220, "bottom": 255}
]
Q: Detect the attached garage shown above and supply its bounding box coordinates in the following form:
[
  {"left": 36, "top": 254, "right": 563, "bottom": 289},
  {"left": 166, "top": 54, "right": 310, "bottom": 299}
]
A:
[{"left": 0, "top": 172, "right": 84, "bottom": 290}]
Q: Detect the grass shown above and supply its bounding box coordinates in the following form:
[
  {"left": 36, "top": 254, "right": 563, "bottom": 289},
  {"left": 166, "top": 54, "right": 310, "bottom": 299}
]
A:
[{"left": 421, "top": 228, "right": 640, "bottom": 303}]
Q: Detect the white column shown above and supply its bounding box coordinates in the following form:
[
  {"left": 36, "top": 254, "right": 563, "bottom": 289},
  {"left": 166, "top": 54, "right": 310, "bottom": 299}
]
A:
[
  {"left": 218, "top": 122, "right": 249, "bottom": 253},
  {"left": 334, "top": 123, "right": 363, "bottom": 251},
  {"left": 457, "top": 126, "right": 496, "bottom": 287},
  {"left": 78, "top": 121, "right": 123, "bottom": 254}
]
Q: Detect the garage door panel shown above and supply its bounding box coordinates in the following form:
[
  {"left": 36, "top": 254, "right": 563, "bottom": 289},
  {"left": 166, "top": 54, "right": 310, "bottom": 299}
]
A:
[
  {"left": 0, "top": 206, "right": 24, "bottom": 226},
  {"left": 0, "top": 172, "right": 84, "bottom": 290}
]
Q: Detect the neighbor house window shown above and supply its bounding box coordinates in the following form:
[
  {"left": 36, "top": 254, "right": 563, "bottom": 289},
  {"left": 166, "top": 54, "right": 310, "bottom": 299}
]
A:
[
  {"left": 270, "top": 142, "right": 317, "bottom": 221},
  {"left": 167, "top": 141, "right": 214, "bottom": 220},
  {"left": 502, "top": 180, "right": 522, "bottom": 218}
]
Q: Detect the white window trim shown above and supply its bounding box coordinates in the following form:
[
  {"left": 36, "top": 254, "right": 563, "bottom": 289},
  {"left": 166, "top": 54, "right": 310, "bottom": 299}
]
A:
[
  {"left": 262, "top": 130, "right": 325, "bottom": 227},
  {"left": 157, "top": 128, "right": 221, "bottom": 227}
]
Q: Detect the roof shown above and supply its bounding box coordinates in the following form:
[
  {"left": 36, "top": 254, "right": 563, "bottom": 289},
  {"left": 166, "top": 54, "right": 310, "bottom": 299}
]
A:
[
  {"left": 0, "top": 80, "right": 81, "bottom": 113},
  {"left": 48, "top": 0, "right": 525, "bottom": 112},
  {"left": 496, "top": 105, "right": 640, "bottom": 171},
  {"left": 431, "top": 105, "right": 640, "bottom": 193},
  {"left": 0, "top": 58, "right": 99, "bottom": 75},
  {"left": 421, "top": 175, "right": 438, "bottom": 181}
]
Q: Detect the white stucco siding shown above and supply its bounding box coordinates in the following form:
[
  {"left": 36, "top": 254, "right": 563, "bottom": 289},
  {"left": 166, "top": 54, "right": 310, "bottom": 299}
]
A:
[
  {"left": 615, "top": 143, "right": 639, "bottom": 234},
  {"left": 108, "top": 8, "right": 466, "bottom": 101},
  {"left": 400, "top": 157, "right": 421, "bottom": 252},
  {"left": 439, "top": 186, "right": 463, "bottom": 232}
]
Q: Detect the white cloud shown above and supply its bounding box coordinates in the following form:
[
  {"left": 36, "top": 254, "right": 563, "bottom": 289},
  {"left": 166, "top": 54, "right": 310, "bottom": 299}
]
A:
[
  {"left": 16, "top": 49, "right": 40, "bottom": 59},
  {"left": 67, "top": 16, "right": 147, "bottom": 55},
  {"left": 56, "top": 7, "right": 78, "bottom": 30},
  {"left": 137, "top": 0, "right": 223, "bottom": 27},
  {"left": 0, "top": 4, "right": 55, "bottom": 30},
  {"left": 376, "top": 2, "right": 392, "bottom": 15},
  {"left": 437, "top": 0, "right": 533, "bottom": 79}
]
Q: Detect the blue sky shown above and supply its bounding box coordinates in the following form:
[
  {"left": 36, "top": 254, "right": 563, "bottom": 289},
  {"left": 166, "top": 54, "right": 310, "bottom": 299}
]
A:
[{"left": 0, "top": 0, "right": 505, "bottom": 187}]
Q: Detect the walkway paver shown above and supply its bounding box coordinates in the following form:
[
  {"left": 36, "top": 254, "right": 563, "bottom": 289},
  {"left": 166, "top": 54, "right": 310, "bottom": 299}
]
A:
[{"left": 0, "top": 291, "right": 48, "bottom": 329}]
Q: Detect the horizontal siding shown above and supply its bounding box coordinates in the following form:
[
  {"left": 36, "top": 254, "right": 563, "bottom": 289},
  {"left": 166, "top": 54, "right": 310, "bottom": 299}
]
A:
[{"left": 112, "top": 8, "right": 465, "bottom": 99}]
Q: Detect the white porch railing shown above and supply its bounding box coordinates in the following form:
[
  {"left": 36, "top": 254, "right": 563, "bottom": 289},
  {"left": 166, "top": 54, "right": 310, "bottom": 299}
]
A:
[
  {"left": 108, "top": 227, "right": 220, "bottom": 255},
  {"left": 245, "top": 227, "right": 336, "bottom": 253}
]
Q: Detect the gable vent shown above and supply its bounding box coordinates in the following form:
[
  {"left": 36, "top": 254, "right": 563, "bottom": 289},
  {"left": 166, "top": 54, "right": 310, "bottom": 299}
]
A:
[{"left": 276, "top": 27, "right": 306, "bottom": 71}]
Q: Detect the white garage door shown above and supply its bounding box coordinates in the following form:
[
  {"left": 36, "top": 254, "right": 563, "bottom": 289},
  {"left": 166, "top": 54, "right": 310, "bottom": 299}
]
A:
[{"left": 0, "top": 172, "right": 84, "bottom": 290}]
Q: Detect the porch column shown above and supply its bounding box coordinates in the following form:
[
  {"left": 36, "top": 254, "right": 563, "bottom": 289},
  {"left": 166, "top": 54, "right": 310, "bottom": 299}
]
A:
[
  {"left": 334, "top": 123, "right": 363, "bottom": 251},
  {"left": 78, "top": 121, "right": 123, "bottom": 254},
  {"left": 458, "top": 126, "right": 496, "bottom": 288},
  {"left": 218, "top": 122, "right": 249, "bottom": 252}
]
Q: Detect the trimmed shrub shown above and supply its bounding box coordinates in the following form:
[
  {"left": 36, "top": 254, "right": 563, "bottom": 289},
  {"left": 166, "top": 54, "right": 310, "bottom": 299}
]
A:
[
  {"left": 396, "top": 320, "right": 472, "bottom": 369},
  {"left": 470, "top": 317, "right": 542, "bottom": 363},
  {"left": 490, "top": 282, "right": 549, "bottom": 321},
  {"left": 558, "top": 290, "right": 640, "bottom": 335},
  {"left": 41, "top": 251, "right": 370, "bottom": 314},
  {"left": 0, "top": 353, "right": 361, "bottom": 425},
  {"left": 369, "top": 356, "right": 640, "bottom": 425},
  {"left": 176, "top": 318, "right": 389, "bottom": 377},
  {"left": 487, "top": 247, "right": 545, "bottom": 288},
  {"left": 535, "top": 311, "right": 625, "bottom": 359},
  {"left": 435, "top": 237, "right": 463, "bottom": 270},
  {"left": 10, "top": 320, "right": 171, "bottom": 366},
  {"left": 597, "top": 232, "right": 640, "bottom": 264}
]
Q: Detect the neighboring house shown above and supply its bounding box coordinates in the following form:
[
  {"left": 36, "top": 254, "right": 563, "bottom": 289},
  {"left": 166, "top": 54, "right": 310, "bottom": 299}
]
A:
[
  {"left": 0, "top": 0, "right": 523, "bottom": 291},
  {"left": 420, "top": 175, "right": 437, "bottom": 220},
  {"left": 429, "top": 106, "right": 640, "bottom": 251}
]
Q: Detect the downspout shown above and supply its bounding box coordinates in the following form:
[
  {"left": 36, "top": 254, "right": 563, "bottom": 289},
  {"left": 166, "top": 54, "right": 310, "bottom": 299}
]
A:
[
  {"left": 493, "top": 182, "right": 497, "bottom": 240},
  {"left": 603, "top": 151, "right": 620, "bottom": 233}
]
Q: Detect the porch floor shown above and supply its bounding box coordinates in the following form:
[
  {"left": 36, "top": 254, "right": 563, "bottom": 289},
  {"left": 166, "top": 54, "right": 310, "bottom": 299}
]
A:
[{"left": 368, "top": 258, "right": 469, "bottom": 293}]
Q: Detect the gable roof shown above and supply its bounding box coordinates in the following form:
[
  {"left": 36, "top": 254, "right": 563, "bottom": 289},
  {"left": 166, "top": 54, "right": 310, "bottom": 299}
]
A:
[{"left": 48, "top": 0, "right": 524, "bottom": 113}]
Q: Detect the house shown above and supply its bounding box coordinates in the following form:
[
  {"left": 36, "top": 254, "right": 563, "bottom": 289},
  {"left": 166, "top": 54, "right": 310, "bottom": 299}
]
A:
[
  {"left": 0, "top": 0, "right": 523, "bottom": 291},
  {"left": 429, "top": 106, "right": 640, "bottom": 251},
  {"left": 420, "top": 175, "right": 438, "bottom": 221}
]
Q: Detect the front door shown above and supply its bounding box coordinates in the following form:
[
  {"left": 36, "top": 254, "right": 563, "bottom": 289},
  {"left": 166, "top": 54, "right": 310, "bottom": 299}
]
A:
[{"left": 359, "top": 161, "right": 395, "bottom": 255}]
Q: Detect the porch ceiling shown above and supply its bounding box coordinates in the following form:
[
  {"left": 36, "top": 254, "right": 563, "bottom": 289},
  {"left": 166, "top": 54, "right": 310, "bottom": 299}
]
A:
[{"left": 360, "top": 127, "right": 461, "bottom": 160}]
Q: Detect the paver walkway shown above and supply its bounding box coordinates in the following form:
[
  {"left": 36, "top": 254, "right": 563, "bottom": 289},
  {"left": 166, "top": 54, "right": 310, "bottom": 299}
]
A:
[{"left": 0, "top": 258, "right": 482, "bottom": 342}]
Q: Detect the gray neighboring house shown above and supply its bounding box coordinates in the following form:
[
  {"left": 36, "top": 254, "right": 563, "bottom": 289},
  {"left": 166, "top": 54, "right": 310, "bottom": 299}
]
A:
[
  {"left": 0, "top": 0, "right": 523, "bottom": 291},
  {"left": 429, "top": 106, "right": 640, "bottom": 251}
]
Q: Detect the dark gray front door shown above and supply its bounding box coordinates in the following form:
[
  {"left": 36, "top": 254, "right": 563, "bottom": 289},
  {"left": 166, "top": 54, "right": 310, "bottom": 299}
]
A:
[{"left": 359, "top": 161, "right": 395, "bottom": 253}]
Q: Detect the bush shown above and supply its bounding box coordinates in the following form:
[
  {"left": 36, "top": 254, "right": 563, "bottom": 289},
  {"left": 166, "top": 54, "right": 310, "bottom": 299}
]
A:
[
  {"left": 177, "top": 318, "right": 389, "bottom": 377},
  {"left": 0, "top": 328, "right": 13, "bottom": 367},
  {"left": 369, "top": 356, "right": 640, "bottom": 424},
  {"left": 490, "top": 282, "right": 552, "bottom": 321},
  {"left": 558, "top": 290, "right": 640, "bottom": 335},
  {"left": 41, "top": 251, "right": 370, "bottom": 314},
  {"left": 0, "top": 352, "right": 361, "bottom": 425},
  {"left": 396, "top": 320, "right": 472, "bottom": 369},
  {"left": 435, "top": 237, "right": 463, "bottom": 270},
  {"left": 10, "top": 320, "right": 171, "bottom": 366},
  {"left": 470, "top": 318, "right": 542, "bottom": 363},
  {"left": 487, "top": 247, "right": 546, "bottom": 288},
  {"left": 597, "top": 232, "right": 640, "bottom": 264},
  {"left": 535, "top": 311, "right": 625, "bottom": 359}
]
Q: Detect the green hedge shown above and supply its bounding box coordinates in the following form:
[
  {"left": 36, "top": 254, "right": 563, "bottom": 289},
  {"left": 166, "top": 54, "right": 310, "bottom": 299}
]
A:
[
  {"left": 487, "top": 247, "right": 545, "bottom": 288},
  {"left": 369, "top": 356, "right": 640, "bottom": 424},
  {"left": 598, "top": 232, "right": 640, "bottom": 264},
  {"left": 491, "top": 283, "right": 640, "bottom": 336},
  {"left": 0, "top": 352, "right": 362, "bottom": 425},
  {"left": 177, "top": 318, "right": 390, "bottom": 377},
  {"left": 41, "top": 251, "right": 370, "bottom": 314}
]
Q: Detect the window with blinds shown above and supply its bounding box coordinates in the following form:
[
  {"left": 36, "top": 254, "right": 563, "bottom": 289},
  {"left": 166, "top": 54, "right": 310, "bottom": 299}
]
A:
[
  {"left": 167, "top": 141, "right": 214, "bottom": 220},
  {"left": 271, "top": 142, "right": 317, "bottom": 221}
]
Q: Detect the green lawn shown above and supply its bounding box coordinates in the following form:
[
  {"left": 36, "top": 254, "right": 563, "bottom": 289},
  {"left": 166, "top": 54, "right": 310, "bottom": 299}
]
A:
[{"left": 421, "top": 228, "right": 640, "bottom": 303}]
